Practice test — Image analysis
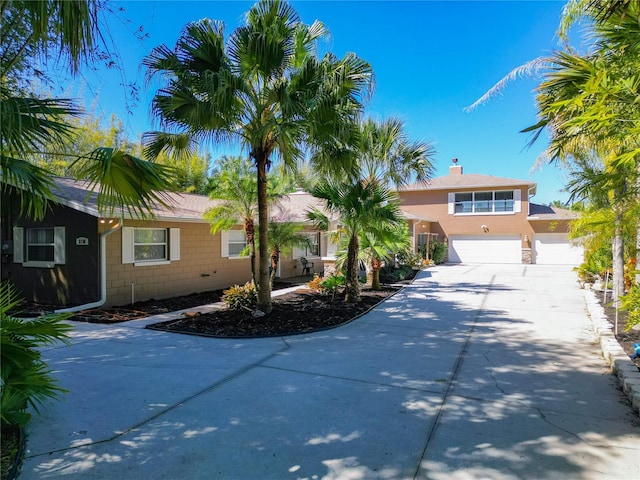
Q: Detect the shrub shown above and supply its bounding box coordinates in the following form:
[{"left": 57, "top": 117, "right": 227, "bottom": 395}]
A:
[
  {"left": 320, "top": 274, "right": 345, "bottom": 301},
  {"left": 620, "top": 284, "right": 640, "bottom": 331},
  {"left": 307, "top": 274, "right": 324, "bottom": 292},
  {"left": 1, "top": 282, "right": 73, "bottom": 428},
  {"left": 429, "top": 239, "right": 447, "bottom": 264},
  {"left": 379, "top": 264, "right": 415, "bottom": 283},
  {"left": 222, "top": 282, "right": 257, "bottom": 311}
]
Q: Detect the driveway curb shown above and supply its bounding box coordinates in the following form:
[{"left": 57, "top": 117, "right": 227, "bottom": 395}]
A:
[{"left": 583, "top": 289, "right": 640, "bottom": 414}]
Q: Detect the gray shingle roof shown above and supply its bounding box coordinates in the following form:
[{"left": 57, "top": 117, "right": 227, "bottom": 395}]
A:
[
  {"left": 400, "top": 173, "right": 536, "bottom": 192},
  {"left": 528, "top": 203, "right": 580, "bottom": 220},
  {"left": 51, "top": 177, "right": 221, "bottom": 221}
]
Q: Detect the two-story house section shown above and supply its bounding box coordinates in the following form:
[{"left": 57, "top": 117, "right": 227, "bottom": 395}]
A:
[{"left": 398, "top": 160, "right": 582, "bottom": 265}]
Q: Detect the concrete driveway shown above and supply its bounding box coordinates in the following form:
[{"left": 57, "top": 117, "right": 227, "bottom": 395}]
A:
[{"left": 20, "top": 264, "right": 640, "bottom": 479}]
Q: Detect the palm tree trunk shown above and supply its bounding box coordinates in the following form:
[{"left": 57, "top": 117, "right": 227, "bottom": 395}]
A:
[
  {"left": 255, "top": 152, "right": 272, "bottom": 313},
  {"left": 244, "top": 218, "right": 257, "bottom": 287},
  {"left": 345, "top": 233, "right": 361, "bottom": 303},
  {"left": 269, "top": 250, "right": 279, "bottom": 288},
  {"left": 371, "top": 258, "right": 382, "bottom": 290},
  {"left": 612, "top": 208, "right": 625, "bottom": 308}
]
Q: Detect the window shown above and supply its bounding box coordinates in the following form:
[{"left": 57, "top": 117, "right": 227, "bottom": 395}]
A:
[
  {"left": 134, "top": 228, "right": 167, "bottom": 262},
  {"left": 27, "top": 228, "right": 55, "bottom": 262},
  {"left": 449, "top": 190, "right": 520, "bottom": 215},
  {"left": 454, "top": 193, "right": 472, "bottom": 213},
  {"left": 13, "top": 226, "right": 65, "bottom": 267},
  {"left": 294, "top": 232, "right": 320, "bottom": 259},
  {"left": 122, "top": 227, "right": 180, "bottom": 265},
  {"left": 221, "top": 230, "right": 248, "bottom": 258}
]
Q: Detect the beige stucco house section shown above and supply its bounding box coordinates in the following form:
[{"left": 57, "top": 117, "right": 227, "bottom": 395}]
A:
[
  {"left": 103, "top": 220, "right": 251, "bottom": 306},
  {"left": 398, "top": 162, "right": 580, "bottom": 265}
]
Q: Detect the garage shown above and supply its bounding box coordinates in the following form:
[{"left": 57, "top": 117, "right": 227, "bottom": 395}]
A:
[
  {"left": 448, "top": 235, "right": 521, "bottom": 264},
  {"left": 534, "top": 233, "right": 583, "bottom": 265}
]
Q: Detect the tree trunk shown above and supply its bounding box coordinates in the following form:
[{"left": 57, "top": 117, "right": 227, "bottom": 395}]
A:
[
  {"left": 244, "top": 218, "right": 257, "bottom": 287},
  {"left": 371, "top": 258, "right": 382, "bottom": 290},
  {"left": 636, "top": 164, "right": 640, "bottom": 286},
  {"left": 255, "top": 152, "right": 272, "bottom": 313},
  {"left": 269, "top": 249, "right": 279, "bottom": 288},
  {"left": 345, "top": 233, "right": 360, "bottom": 303},
  {"left": 612, "top": 209, "right": 625, "bottom": 309}
]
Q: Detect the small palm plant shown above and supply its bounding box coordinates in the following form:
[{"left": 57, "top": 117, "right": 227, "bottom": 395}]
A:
[{"left": 0, "top": 282, "right": 73, "bottom": 427}]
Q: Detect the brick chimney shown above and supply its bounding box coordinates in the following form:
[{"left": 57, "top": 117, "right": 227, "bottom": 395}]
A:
[{"left": 449, "top": 158, "right": 463, "bottom": 175}]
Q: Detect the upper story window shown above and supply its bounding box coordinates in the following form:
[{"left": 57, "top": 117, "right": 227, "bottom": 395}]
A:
[{"left": 450, "top": 190, "right": 520, "bottom": 215}]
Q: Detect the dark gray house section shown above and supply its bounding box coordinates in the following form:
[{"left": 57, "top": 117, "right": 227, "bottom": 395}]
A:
[{"left": 2, "top": 201, "right": 100, "bottom": 306}]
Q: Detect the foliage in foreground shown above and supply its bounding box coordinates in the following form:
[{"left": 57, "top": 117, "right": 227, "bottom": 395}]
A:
[
  {"left": 0, "top": 282, "right": 73, "bottom": 427},
  {"left": 620, "top": 284, "right": 640, "bottom": 331}
]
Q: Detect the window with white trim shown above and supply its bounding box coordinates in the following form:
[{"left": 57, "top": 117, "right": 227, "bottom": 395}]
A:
[
  {"left": 221, "top": 230, "right": 248, "bottom": 258},
  {"left": 294, "top": 232, "right": 320, "bottom": 258},
  {"left": 450, "top": 190, "right": 519, "bottom": 215},
  {"left": 134, "top": 228, "right": 167, "bottom": 262},
  {"left": 122, "top": 227, "right": 180, "bottom": 265},
  {"left": 13, "top": 226, "right": 65, "bottom": 267}
]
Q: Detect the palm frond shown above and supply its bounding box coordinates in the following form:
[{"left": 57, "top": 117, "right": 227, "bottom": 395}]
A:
[{"left": 71, "top": 147, "right": 177, "bottom": 219}]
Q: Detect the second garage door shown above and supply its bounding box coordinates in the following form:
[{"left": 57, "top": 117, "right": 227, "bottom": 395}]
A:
[
  {"left": 448, "top": 235, "right": 521, "bottom": 264},
  {"left": 534, "top": 233, "right": 584, "bottom": 265}
]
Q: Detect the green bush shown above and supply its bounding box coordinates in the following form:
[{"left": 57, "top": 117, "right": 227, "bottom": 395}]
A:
[
  {"left": 320, "top": 274, "right": 345, "bottom": 301},
  {"left": 379, "top": 264, "right": 415, "bottom": 283},
  {"left": 1, "top": 282, "right": 73, "bottom": 428},
  {"left": 222, "top": 282, "right": 257, "bottom": 311},
  {"left": 620, "top": 284, "right": 640, "bottom": 331},
  {"left": 429, "top": 239, "right": 447, "bottom": 264}
]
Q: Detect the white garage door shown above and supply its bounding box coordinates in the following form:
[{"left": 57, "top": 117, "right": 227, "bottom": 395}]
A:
[
  {"left": 534, "top": 233, "right": 583, "bottom": 265},
  {"left": 448, "top": 235, "right": 521, "bottom": 264}
]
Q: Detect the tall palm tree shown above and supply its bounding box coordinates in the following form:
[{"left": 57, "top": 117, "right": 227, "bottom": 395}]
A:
[
  {"left": 355, "top": 117, "right": 435, "bottom": 188},
  {"left": 143, "top": 0, "right": 372, "bottom": 313},
  {"left": 1, "top": 0, "right": 176, "bottom": 220},
  {"left": 309, "top": 180, "right": 404, "bottom": 302}
]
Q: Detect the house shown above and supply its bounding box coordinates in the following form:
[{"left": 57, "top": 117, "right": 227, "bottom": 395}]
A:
[
  {"left": 398, "top": 160, "right": 582, "bottom": 265},
  {"left": 1, "top": 162, "right": 581, "bottom": 309},
  {"left": 1, "top": 178, "right": 326, "bottom": 309}
]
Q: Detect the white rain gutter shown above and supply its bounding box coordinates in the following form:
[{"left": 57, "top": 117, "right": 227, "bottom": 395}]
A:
[{"left": 55, "top": 219, "right": 122, "bottom": 313}]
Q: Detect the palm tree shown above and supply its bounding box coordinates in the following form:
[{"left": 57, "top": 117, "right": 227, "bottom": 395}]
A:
[
  {"left": 309, "top": 180, "right": 404, "bottom": 302},
  {"left": 355, "top": 117, "right": 435, "bottom": 188},
  {"left": 142, "top": 0, "right": 372, "bottom": 313},
  {"left": 205, "top": 156, "right": 260, "bottom": 285},
  {"left": 1, "top": 1, "right": 176, "bottom": 220},
  {"left": 358, "top": 221, "right": 411, "bottom": 290},
  {"left": 266, "top": 222, "right": 309, "bottom": 287}
]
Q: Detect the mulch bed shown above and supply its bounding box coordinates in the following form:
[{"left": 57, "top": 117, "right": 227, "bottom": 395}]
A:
[
  {"left": 147, "top": 288, "right": 399, "bottom": 338},
  {"left": 594, "top": 290, "right": 640, "bottom": 369}
]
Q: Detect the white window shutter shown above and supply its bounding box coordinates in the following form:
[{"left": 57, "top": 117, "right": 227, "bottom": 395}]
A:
[
  {"left": 169, "top": 228, "right": 180, "bottom": 261},
  {"left": 122, "top": 227, "right": 134, "bottom": 264},
  {"left": 447, "top": 193, "right": 455, "bottom": 214},
  {"left": 514, "top": 189, "right": 522, "bottom": 213},
  {"left": 54, "top": 226, "right": 66, "bottom": 264},
  {"left": 221, "top": 230, "right": 229, "bottom": 257},
  {"left": 13, "top": 227, "right": 23, "bottom": 263}
]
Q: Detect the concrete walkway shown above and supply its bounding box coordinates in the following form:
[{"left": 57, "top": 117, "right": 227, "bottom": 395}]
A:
[{"left": 20, "top": 265, "right": 640, "bottom": 479}]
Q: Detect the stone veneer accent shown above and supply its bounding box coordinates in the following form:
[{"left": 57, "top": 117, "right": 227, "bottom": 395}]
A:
[{"left": 521, "top": 248, "right": 532, "bottom": 264}]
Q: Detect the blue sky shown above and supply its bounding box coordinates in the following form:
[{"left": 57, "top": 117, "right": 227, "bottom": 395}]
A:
[{"left": 62, "top": 0, "right": 572, "bottom": 204}]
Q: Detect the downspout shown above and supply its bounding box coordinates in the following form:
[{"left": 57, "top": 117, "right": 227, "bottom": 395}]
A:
[{"left": 55, "top": 219, "right": 122, "bottom": 313}]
